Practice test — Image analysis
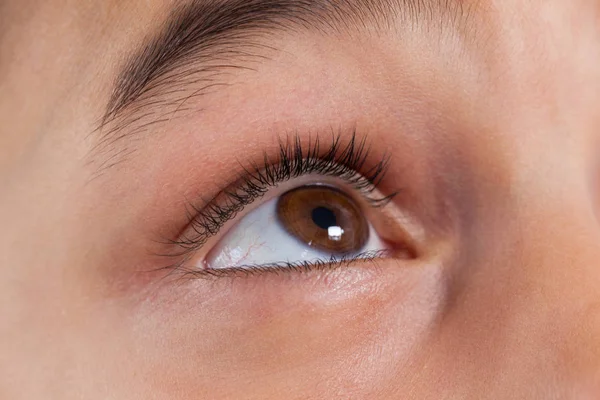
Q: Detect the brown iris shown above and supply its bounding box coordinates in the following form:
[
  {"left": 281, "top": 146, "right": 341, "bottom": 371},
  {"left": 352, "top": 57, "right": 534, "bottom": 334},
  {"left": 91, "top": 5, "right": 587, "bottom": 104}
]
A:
[{"left": 276, "top": 185, "right": 369, "bottom": 254}]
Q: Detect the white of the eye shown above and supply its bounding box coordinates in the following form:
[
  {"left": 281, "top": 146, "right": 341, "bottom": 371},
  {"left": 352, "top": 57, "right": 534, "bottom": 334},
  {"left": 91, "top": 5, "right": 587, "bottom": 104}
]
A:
[{"left": 204, "top": 196, "right": 386, "bottom": 270}]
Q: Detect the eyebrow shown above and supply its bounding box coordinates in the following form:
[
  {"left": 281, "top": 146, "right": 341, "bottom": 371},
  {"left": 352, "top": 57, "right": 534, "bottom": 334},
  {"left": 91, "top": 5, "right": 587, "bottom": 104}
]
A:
[{"left": 93, "top": 0, "right": 469, "bottom": 172}]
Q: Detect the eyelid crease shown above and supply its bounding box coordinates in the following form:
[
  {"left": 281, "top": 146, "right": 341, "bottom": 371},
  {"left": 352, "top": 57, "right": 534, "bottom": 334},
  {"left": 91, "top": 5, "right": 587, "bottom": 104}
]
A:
[{"left": 159, "top": 130, "right": 397, "bottom": 271}]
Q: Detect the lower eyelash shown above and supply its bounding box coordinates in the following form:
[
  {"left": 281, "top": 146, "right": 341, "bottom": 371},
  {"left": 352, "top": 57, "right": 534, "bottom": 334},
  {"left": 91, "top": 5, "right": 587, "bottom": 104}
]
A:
[
  {"left": 168, "top": 130, "right": 396, "bottom": 263},
  {"left": 170, "top": 250, "right": 390, "bottom": 280}
]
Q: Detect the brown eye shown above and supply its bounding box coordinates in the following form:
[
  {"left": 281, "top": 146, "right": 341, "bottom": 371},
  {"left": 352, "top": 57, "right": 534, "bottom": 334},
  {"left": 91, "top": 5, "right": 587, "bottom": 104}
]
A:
[{"left": 276, "top": 185, "right": 369, "bottom": 254}]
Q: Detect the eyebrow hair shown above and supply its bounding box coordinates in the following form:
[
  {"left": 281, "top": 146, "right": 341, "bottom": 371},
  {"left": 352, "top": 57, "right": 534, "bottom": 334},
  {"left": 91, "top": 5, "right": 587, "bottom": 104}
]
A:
[{"left": 93, "top": 0, "right": 470, "bottom": 174}]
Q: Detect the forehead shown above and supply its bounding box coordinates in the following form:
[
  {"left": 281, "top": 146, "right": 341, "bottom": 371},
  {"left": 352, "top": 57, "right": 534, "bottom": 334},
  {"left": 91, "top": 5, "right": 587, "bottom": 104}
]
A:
[
  {"left": 0, "top": 0, "right": 597, "bottom": 164},
  {"left": 100, "top": 0, "right": 483, "bottom": 135}
]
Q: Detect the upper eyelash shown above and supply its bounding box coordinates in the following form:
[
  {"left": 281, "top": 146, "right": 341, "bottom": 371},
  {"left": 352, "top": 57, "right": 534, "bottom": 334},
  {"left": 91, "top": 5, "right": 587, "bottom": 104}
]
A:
[{"left": 170, "top": 130, "right": 395, "bottom": 256}]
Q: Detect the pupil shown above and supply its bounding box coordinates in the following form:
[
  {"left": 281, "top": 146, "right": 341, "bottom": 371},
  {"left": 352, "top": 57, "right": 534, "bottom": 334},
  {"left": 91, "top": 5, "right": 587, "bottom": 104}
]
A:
[{"left": 311, "top": 207, "right": 337, "bottom": 230}]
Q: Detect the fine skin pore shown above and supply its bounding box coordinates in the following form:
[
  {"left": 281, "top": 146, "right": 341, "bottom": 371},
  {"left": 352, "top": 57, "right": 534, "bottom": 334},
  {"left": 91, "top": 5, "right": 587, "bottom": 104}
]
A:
[{"left": 1, "top": 0, "right": 600, "bottom": 399}]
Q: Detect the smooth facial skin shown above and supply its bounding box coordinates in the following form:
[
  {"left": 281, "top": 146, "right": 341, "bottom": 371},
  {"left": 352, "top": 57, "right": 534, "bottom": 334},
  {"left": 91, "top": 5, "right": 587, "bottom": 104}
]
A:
[{"left": 1, "top": 0, "right": 600, "bottom": 399}]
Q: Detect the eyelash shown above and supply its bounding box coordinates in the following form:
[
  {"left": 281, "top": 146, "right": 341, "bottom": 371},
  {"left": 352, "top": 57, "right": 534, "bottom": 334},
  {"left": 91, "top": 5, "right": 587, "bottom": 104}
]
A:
[
  {"left": 185, "top": 250, "right": 390, "bottom": 279},
  {"left": 162, "top": 131, "right": 395, "bottom": 276}
]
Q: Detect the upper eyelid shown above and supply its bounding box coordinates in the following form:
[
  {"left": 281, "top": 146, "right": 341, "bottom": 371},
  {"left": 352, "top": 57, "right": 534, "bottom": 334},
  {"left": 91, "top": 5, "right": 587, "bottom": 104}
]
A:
[{"left": 239, "top": 132, "right": 394, "bottom": 205}]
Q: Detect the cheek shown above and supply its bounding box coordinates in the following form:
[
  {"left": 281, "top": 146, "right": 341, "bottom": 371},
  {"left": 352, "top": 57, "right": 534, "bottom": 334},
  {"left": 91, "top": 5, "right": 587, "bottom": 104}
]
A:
[
  {"left": 128, "top": 261, "right": 444, "bottom": 398},
  {"left": 591, "top": 160, "right": 600, "bottom": 227}
]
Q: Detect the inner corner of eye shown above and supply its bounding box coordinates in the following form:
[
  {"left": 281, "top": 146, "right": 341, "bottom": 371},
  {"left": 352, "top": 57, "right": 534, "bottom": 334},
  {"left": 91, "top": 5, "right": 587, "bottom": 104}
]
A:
[{"left": 201, "top": 184, "right": 390, "bottom": 271}]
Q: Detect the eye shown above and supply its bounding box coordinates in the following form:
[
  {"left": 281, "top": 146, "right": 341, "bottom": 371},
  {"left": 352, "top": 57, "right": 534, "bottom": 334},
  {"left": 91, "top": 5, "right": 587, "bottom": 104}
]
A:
[
  {"left": 169, "top": 133, "right": 403, "bottom": 275},
  {"left": 204, "top": 184, "right": 389, "bottom": 270}
]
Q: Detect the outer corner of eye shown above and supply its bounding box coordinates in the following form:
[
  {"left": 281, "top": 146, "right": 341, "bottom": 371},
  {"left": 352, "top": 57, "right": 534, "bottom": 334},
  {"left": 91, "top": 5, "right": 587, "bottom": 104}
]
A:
[{"left": 200, "top": 184, "right": 404, "bottom": 272}]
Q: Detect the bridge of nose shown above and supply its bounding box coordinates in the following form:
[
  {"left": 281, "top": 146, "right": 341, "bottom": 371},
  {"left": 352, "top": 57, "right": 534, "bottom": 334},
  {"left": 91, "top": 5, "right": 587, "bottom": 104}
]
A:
[{"left": 444, "top": 149, "right": 600, "bottom": 394}]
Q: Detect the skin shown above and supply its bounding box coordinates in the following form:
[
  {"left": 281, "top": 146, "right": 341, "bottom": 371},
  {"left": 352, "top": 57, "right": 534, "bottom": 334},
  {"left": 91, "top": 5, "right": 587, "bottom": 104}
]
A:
[{"left": 1, "top": 0, "right": 600, "bottom": 399}]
